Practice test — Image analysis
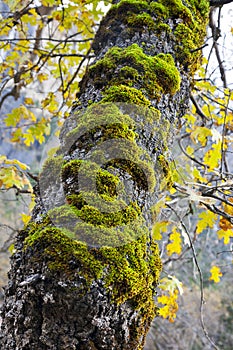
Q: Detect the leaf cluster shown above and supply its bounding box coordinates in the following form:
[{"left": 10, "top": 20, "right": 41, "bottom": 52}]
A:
[{"left": 0, "top": 0, "right": 109, "bottom": 145}]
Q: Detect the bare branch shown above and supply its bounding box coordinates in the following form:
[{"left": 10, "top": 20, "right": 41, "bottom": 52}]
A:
[
  {"left": 210, "top": 0, "right": 233, "bottom": 6},
  {"left": 190, "top": 94, "right": 209, "bottom": 122},
  {"left": 0, "top": 37, "right": 92, "bottom": 43},
  {"left": 209, "top": 8, "right": 227, "bottom": 88}
]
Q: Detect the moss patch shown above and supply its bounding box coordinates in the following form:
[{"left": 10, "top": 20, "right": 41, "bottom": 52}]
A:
[
  {"left": 48, "top": 199, "right": 140, "bottom": 229},
  {"left": 102, "top": 85, "right": 152, "bottom": 106},
  {"left": 40, "top": 155, "right": 64, "bottom": 180},
  {"left": 150, "top": 0, "right": 209, "bottom": 72},
  {"left": 90, "top": 44, "right": 181, "bottom": 97},
  {"left": 64, "top": 103, "right": 137, "bottom": 153},
  {"left": 99, "top": 234, "right": 161, "bottom": 308},
  {"left": 152, "top": 0, "right": 193, "bottom": 23},
  {"left": 62, "top": 154, "right": 156, "bottom": 195},
  {"left": 110, "top": 0, "right": 150, "bottom": 18},
  {"left": 127, "top": 12, "right": 156, "bottom": 30},
  {"left": 24, "top": 227, "right": 103, "bottom": 284},
  {"left": 24, "top": 225, "right": 162, "bottom": 320}
]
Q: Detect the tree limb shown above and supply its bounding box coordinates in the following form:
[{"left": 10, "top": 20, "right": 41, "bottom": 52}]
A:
[{"left": 210, "top": 0, "right": 233, "bottom": 6}]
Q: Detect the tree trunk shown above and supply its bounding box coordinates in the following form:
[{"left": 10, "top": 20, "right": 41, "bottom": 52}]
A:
[{"left": 0, "top": 1, "right": 209, "bottom": 349}]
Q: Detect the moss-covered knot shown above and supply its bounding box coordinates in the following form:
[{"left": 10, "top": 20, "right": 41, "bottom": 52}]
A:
[{"left": 89, "top": 44, "right": 181, "bottom": 98}]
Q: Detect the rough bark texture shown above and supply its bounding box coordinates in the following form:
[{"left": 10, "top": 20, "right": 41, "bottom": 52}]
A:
[{"left": 0, "top": 1, "right": 209, "bottom": 349}]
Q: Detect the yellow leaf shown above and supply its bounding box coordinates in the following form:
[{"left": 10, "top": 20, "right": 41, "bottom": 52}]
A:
[
  {"left": 21, "top": 12, "right": 37, "bottom": 26},
  {"left": 192, "top": 167, "right": 207, "bottom": 183},
  {"left": 217, "top": 229, "right": 233, "bottom": 245},
  {"left": 191, "top": 126, "right": 212, "bottom": 146},
  {"left": 158, "top": 290, "right": 179, "bottom": 322},
  {"left": 8, "top": 244, "right": 16, "bottom": 254},
  {"left": 21, "top": 213, "right": 31, "bottom": 225},
  {"left": 159, "top": 275, "right": 183, "bottom": 295},
  {"left": 209, "top": 266, "right": 222, "bottom": 283},
  {"left": 152, "top": 221, "right": 169, "bottom": 240},
  {"left": 11, "top": 128, "right": 23, "bottom": 143},
  {"left": 37, "top": 73, "right": 48, "bottom": 83},
  {"left": 186, "top": 145, "right": 194, "bottom": 155},
  {"left": 166, "top": 228, "right": 182, "bottom": 256},
  {"left": 23, "top": 133, "right": 34, "bottom": 147},
  {"left": 29, "top": 194, "right": 36, "bottom": 211},
  {"left": 63, "top": 91, "right": 69, "bottom": 99},
  {"left": 4, "top": 159, "right": 29, "bottom": 170},
  {"left": 24, "top": 97, "right": 34, "bottom": 105},
  {"left": 4, "top": 108, "right": 21, "bottom": 127},
  {"left": 0, "top": 155, "right": 7, "bottom": 164},
  {"left": 203, "top": 142, "right": 222, "bottom": 170},
  {"left": 218, "top": 198, "right": 233, "bottom": 242},
  {"left": 0, "top": 167, "right": 23, "bottom": 189},
  {"left": 37, "top": 134, "right": 45, "bottom": 144},
  {"left": 196, "top": 210, "right": 217, "bottom": 234},
  {"left": 169, "top": 187, "right": 176, "bottom": 194}
]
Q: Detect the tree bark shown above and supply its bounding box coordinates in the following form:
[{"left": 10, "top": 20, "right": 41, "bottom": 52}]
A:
[{"left": 0, "top": 1, "right": 209, "bottom": 349}]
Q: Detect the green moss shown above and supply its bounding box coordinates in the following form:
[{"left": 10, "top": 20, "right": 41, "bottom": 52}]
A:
[
  {"left": 127, "top": 13, "right": 156, "bottom": 30},
  {"left": 150, "top": 0, "right": 193, "bottom": 23},
  {"left": 90, "top": 44, "right": 181, "bottom": 97},
  {"left": 40, "top": 155, "right": 64, "bottom": 180},
  {"left": 174, "top": 22, "right": 204, "bottom": 71},
  {"left": 154, "top": 53, "right": 181, "bottom": 94},
  {"left": 24, "top": 223, "right": 162, "bottom": 323},
  {"left": 65, "top": 103, "right": 136, "bottom": 149},
  {"left": 96, "top": 170, "right": 122, "bottom": 198},
  {"left": 17, "top": 1, "right": 211, "bottom": 342},
  {"left": 78, "top": 202, "right": 139, "bottom": 227},
  {"left": 102, "top": 85, "right": 152, "bottom": 106},
  {"left": 21, "top": 0, "right": 211, "bottom": 337},
  {"left": 149, "top": 2, "right": 169, "bottom": 18},
  {"left": 111, "top": 0, "right": 149, "bottom": 15},
  {"left": 24, "top": 227, "right": 103, "bottom": 284},
  {"left": 149, "top": 0, "right": 209, "bottom": 72},
  {"left": 47, "top": 204, "right": 80, "bottom": 229},
  {"left": 157, "top": 154, "right": 176, "bottom": 190},
  {"left": 156, "top": 22, "right": 172, "bottom": 34},
  {"left": 108, "top": 158, "right": 156, "bottom": 192},
  {"left": 91, "top": 0, "right": 209, "bottom": 82},
  {"left": 62, "top": 158, "right": 122, "bottom": 198},
  {"left": 171, "top": 0, "right": 193, "bottom": 22},
  {"left": 99, "top": 233, "right": 162, "bottom": 312},
  {"left": 67, "top": 192, "right": 125, "bottom": 210},
  {"left": 63, "top": 104, "right": 163, "bottom": 187},
  {"left": 189, "top": 0, "right": 209, "bottom": 17},
  {"left": 49, "top": 194, "right": 140, "bottom": 228},
  {"left": 119, "top": 66, "right": 139, "bottom": 85},
  {"left": 62, "top": 155, "right": 155, "bottom": 194},
  {"left": 73, "top": 220, "right": 142, "bottom": 247}
]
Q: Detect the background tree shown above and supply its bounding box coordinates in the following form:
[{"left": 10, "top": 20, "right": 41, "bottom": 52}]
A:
[{"left": 0, "top": 1, "right": 232, "bottom": 349}]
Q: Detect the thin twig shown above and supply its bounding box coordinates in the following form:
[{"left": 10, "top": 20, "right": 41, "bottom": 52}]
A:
[
  {"left": 190, "top": 94, "right": 209, "bottom": 122},
  {"left": 209, "top": 7, "right": 227, "bottom": 88}
]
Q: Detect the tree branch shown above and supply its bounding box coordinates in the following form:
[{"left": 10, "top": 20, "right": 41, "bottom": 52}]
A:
[{"left": 210, "top": 0, "right": 233, "bottom": 6}]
